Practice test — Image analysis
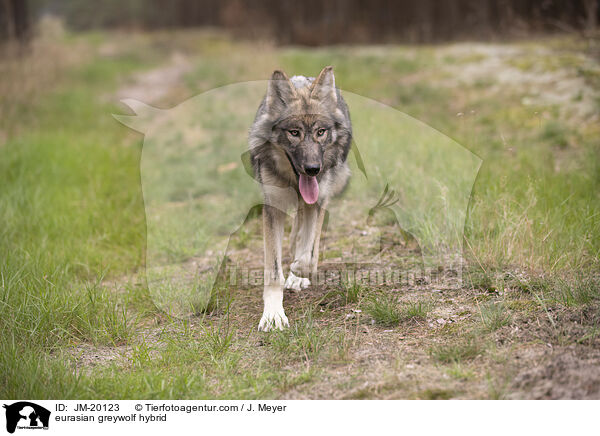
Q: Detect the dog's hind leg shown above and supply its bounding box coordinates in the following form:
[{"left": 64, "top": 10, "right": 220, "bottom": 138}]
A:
[
  {"left": 259, "top": 204, "right": 289, "bottom": 331},
  {"left": 289, "top": 206, "right": 302, "bottom": 256},
  {"left": 310, "top": 202, "right": 328, "bottom": 278}
]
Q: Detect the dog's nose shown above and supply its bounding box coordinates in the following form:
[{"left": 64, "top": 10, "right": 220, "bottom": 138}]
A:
[{"left": 304, "top": 164, "right": 320, "bottom": 176}]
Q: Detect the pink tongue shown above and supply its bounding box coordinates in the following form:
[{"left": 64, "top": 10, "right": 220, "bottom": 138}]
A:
[{"left": 299, "top": 174, "right": 319, "bottom": 204}]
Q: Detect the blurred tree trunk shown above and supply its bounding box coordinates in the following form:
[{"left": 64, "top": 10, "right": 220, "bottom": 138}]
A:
[
  {"left": 2, "top": 0, "right": 15, "bottom": 39},
  {"left": 583, "top": 0, "right": 598, "bottom": 32},
  {"left": 1, "top": 0, "right": 29, "bottom": 42}
]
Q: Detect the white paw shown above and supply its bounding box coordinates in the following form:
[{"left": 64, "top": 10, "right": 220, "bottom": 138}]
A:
[
  {"left": 290, "top": 253, "right": 312, "bottom": 277},
  {"left": 258, "top": 308, "right": 289, "bottom": 331},
  {"left": 284, "top": 271, "right": 311, "bottom": 291},
  {"left": 258, "top": 291, "right": 289, "bottom": 331}
]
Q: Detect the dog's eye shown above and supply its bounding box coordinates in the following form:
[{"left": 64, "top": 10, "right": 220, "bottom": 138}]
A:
[
  {"left": 289, "top": 130, "right": 300, "bottom": 137},
  {"left": 317, "top": 128, "right": 327, "bottom": 137}
]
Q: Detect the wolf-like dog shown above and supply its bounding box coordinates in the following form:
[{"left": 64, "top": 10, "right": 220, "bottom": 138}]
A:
[{"left": 249, "top": 66, "right": 352, "bottom": 331}]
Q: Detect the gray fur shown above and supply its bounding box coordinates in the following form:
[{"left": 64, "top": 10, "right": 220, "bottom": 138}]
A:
[{"left": 249, "top": 66, "right": 352, "bottom": 331}]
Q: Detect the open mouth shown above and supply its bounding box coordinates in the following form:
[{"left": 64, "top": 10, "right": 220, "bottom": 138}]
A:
[{"left": 284, "top": 151, "right": 319, "bottom": 204}]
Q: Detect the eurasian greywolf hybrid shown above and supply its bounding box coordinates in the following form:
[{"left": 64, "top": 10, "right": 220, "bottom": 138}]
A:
[{"left": 249, "top": 66, "right": 352, "bottom": 331}]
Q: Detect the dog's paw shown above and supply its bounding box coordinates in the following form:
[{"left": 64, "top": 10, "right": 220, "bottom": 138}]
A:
[
  {"left": 290, "top": 254, "right": 313, "bottom": 277},
  {"left": 258, "top": 310, "right": 289, "bottom": 331},
  {"left": 284, "top": 271, "right": 311, "bottom": 291},
  {"left": 258, "top": 305, "right": 289, "bottom": 332}
]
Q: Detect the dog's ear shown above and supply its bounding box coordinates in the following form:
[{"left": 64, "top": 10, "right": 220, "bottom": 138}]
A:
[
  {"left": 310, "top": 66, "right": 337, "bottom": 104},
  {"left": 266, "top": 70, "right": 297, "bottom": 113}
]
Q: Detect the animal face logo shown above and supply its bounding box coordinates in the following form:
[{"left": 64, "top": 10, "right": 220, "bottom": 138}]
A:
[
  {"left": 115, "top": 80, "right": 481, "bottom": 317},
  {"left": 3, "top": 402, "right": 50, "bottom": 433}
]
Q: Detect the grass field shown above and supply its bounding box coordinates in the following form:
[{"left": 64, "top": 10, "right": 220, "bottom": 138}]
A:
[{"left": 1, "top": 27, "right": 599, "bottom": 399}]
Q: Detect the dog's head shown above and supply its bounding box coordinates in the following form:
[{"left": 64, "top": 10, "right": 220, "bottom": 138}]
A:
[{"left": 258, "top": 66, "right": 352, "bottom": 203}]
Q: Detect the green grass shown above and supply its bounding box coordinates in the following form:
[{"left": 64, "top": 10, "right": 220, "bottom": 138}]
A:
[
  {"left": 201, "top": 324, "right": 235, "bottom": 359},
  {"left": 479, "top": 302, "right": 512, "bottom": 332},
  {"left": 445, "top": 363, "right": 476, "bottom": 381},
  {"left": 0, "top": 32, "right": 158, "bottom": 397},
  {"left": 503, "top": 273, "right": 600, "bottom": 307},
  {"left": 325, "top": 282, "right": 368, "bottom": 306},
  {"left": 344, "top": 282, "right": 366, "bottom": 304},
  {"left": 267, "top": 311, "right": 331, "bottom": 361},
  {"left": 430, "top": 336, "right": 483, "bottom": 364},
  {"left": 466, "top": 269, "right": 498, "bottom": 293},
  {"left": 364, "top": 294, "right": 432, "bottom": 327},
  {"left": 1, "top": 30, "right": 599, "bottom": 399},
  {"left": 539, "top": 121, "right": 570, "bottom": 149},
  {"left": 549, "top": 276, "right": 600, "bottom": 307},
  {"left": 402, "top": 301, "right": 433, "bottom": 320},
  {"left": 364, "top": 294, "right": 402, "bottom": 327}
]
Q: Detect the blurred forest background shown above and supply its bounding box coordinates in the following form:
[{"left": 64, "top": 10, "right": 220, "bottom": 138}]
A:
[
  {"left": 2, "top": 0, "right": 599, "bottom": 45},
  {"left": 1, "top": 0, "right": 600, "bottom": 400}
]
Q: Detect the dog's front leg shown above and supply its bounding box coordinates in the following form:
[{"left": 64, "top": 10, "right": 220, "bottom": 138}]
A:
[
  {"left": 285, "top": 201, "right": 328, "bottom": 291},
  {"left": 258, "top": 204, "right": 289, "bottom": 331}
]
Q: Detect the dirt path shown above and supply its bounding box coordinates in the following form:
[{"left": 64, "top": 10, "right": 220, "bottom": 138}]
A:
[
  {"left": 72, "top": 198, "right": 600, "bottom": 399},
  {"left": 116, "top": 51, "right": 192, "bottom": 105},
  {"left": 69, "top": 45, "right": 600, "bottom": 399}
]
